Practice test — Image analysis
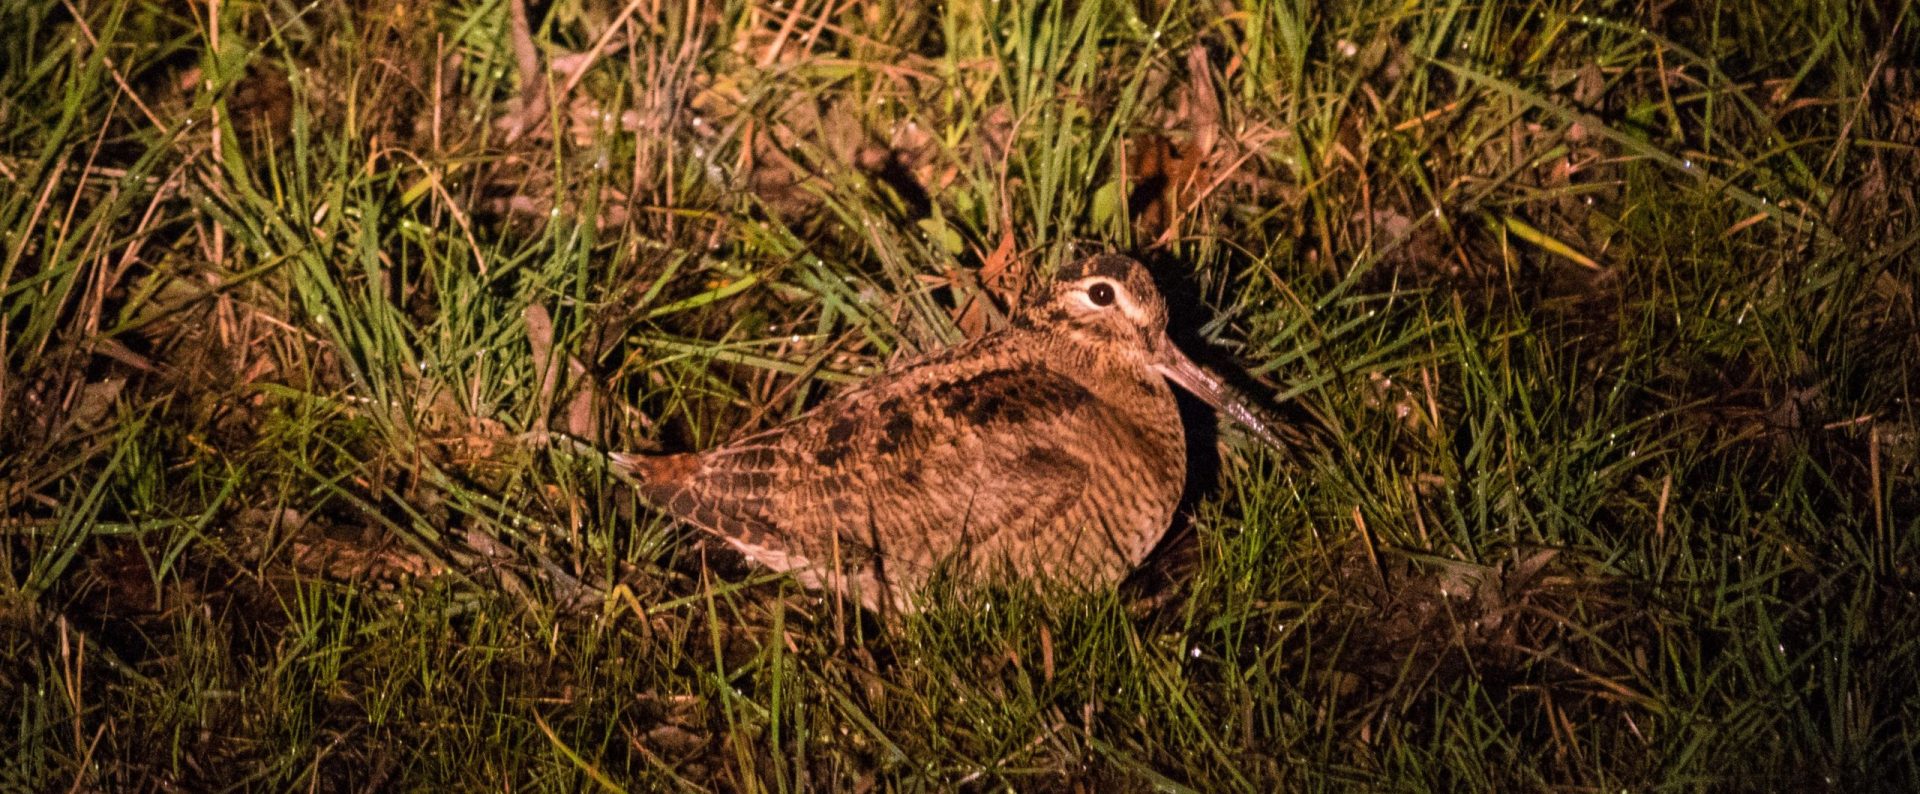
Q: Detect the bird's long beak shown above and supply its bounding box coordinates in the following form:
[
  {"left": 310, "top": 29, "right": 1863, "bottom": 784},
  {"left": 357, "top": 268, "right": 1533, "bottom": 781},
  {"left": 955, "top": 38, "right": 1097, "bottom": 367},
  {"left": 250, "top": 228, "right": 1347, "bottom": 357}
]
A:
[{"left": 1153, "top": 342, "right": 1287, "bottom": 451}]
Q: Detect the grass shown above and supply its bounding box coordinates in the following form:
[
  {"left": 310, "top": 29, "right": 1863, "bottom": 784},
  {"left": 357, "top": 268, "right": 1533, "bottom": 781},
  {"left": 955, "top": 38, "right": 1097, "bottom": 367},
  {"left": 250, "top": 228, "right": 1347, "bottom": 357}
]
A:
[{"left": 3, "top": 0, "right": 1918, "bottom": 788}]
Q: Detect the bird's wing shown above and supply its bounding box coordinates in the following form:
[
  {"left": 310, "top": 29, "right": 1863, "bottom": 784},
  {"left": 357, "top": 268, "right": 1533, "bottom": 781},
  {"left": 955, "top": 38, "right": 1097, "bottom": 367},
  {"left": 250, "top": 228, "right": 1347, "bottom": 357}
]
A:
[{"left": 627, "top": 358, "right": 1105, "bottom": 588}]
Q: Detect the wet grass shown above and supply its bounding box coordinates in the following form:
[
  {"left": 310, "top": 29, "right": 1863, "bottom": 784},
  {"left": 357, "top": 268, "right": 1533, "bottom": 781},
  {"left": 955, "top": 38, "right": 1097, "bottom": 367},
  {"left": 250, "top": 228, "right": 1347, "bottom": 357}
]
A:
[{"left": 3, "top": 0, "right": 1918, "bottom": 789}]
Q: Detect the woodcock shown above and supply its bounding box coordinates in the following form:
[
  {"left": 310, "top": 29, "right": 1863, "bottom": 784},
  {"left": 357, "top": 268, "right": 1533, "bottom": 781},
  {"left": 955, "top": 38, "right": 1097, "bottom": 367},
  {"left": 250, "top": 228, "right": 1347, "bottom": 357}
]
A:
[{"left": 613, "top": 254, "right": 1283, "bottom": 611}]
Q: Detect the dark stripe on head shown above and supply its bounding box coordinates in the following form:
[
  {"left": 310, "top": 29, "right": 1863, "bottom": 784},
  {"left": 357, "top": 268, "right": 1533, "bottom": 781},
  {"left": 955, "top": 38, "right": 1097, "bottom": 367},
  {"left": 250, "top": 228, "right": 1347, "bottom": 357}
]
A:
[{"left": 1059, "top": 253, "right": 1139, "bottom": 283}]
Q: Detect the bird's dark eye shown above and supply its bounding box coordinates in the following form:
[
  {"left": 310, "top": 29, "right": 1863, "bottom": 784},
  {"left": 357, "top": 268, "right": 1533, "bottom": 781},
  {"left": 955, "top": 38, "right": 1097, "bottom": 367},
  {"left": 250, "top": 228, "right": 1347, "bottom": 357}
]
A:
[{"left": 1088, "top": 282, "right": 1116, "bottom": 307}]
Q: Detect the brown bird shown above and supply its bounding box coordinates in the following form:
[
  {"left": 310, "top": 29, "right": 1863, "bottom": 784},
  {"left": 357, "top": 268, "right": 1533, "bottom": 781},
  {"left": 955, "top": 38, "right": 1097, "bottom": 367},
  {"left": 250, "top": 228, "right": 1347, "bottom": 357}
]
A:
[{"left": 613, "top": 253, "right": 1282, "bottom": 612}]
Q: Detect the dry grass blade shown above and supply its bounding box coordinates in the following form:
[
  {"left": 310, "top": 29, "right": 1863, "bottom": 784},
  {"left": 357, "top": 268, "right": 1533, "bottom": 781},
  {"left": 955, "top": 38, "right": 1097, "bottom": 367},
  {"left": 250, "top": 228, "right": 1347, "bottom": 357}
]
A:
[{"left": 4, "top": 0, "right": 1918, "bottom": 790}]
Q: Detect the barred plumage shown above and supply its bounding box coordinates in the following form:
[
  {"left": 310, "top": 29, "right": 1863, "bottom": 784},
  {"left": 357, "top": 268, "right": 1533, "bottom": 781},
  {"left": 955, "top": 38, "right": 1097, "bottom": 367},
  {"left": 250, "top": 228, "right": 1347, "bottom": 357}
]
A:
[{"left": 614, "top": 254, "right": 1282, "bottom": 611}]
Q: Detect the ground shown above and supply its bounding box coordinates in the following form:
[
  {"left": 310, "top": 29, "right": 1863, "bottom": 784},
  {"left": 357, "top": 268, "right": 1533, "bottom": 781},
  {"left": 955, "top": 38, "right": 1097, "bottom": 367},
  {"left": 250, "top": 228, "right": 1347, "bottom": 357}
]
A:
[{"left": 3, "top": 0, "right": 1918, "bottom": 789}]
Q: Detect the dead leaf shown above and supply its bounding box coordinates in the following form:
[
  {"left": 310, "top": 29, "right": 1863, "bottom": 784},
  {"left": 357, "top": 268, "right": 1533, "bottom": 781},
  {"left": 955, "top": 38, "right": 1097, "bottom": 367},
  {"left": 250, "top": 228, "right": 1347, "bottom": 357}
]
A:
[{"left": 64, "top": 378, "right": 125, "bottom": 432}]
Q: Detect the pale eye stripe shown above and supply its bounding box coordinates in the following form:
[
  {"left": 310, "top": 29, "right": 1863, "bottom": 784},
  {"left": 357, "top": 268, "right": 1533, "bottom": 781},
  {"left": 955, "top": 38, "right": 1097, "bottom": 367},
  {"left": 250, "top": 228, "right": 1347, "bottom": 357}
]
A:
[{"left": 1071, "top": 283, "right": 1147, "bottom": 324}]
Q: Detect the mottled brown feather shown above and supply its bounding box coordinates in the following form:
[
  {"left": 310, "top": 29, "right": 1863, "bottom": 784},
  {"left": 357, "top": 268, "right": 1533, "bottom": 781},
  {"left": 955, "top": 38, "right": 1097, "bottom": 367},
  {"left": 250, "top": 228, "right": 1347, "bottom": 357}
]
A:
[{"left": 615, "top": 254, "right": 1270, "bottom": 611}]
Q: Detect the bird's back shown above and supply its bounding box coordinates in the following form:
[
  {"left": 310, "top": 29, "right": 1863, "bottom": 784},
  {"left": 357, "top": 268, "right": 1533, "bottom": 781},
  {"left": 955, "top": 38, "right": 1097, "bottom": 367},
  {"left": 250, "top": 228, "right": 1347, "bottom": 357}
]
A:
[{"left": 624, "top": 329, "right": 1187, "bottom": 611}]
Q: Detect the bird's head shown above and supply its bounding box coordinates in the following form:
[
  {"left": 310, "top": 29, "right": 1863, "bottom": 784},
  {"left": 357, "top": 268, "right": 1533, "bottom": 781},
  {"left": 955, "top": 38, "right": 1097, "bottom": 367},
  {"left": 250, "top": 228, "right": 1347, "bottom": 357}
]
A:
[{"left": 1030, "top": 253, "right": 1284, "bottom": 450}]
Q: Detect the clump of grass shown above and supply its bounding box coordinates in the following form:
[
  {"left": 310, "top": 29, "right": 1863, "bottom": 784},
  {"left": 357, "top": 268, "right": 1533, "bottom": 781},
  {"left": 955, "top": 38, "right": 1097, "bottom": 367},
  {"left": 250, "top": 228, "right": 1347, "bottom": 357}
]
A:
[{"left": 4, "top": 0, "right": 1917, "bottom": 789}]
